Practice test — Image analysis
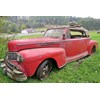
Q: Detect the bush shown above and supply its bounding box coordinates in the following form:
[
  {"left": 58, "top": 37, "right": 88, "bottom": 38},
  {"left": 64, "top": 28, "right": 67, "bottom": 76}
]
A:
[
  {"left": 0, "top": 35, "right": 15, "bottom": 59},
  {"left": 0, "top": 37, "right": 7, "bottom": 59}
]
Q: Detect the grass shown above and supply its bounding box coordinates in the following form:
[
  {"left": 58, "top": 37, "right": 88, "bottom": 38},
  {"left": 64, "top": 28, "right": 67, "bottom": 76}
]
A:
[
  {"left": 0, "top": 37, "right": 8, "bottom": 59},
  {"left": 0, "top": 31, "right": 100, "bottom": 83},
  {"left": 16, "top": 34, "right": 43, "bottom": 39},
  {"left": 35, "top": 27, "right": 47, "bottom": 32}
]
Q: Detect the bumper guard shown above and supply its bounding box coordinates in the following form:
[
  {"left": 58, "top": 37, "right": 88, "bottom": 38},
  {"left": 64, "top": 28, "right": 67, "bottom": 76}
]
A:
[{"left": 1, "top": 60, "right": 27, "bottom": 82}]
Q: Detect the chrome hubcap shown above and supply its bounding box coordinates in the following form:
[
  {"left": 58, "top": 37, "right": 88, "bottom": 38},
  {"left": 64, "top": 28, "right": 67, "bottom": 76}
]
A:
[{"left": 42, "top": 65, "right": 49, "bottom": 76}]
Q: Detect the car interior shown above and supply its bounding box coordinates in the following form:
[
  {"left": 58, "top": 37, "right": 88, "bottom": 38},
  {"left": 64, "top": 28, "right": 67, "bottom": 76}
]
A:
[{"left": 67, "top": 30, "right": 87, "bottom": 39}]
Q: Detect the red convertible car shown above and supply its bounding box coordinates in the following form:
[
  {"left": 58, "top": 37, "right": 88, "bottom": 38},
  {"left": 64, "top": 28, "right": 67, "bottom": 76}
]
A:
[{"left": 2, "top": 25, "right": 98, "bottom": 81}]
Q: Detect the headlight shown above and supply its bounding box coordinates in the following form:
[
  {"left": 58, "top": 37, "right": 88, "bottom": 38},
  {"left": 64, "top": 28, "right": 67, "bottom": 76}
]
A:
[
  {"left": 17, "top": 54, "right": 24, "bottom": 62},
  {"left": 6, "top": 52, "right": 24, "bottom": 62},
  {"left": 7, "top": 52, "right": 17, "bottom": 60}
]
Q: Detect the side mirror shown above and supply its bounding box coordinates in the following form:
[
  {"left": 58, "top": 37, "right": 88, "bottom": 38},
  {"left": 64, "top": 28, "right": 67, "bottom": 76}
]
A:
[{"left": 62, "top": 34, "right": 66, "bottom": 40}]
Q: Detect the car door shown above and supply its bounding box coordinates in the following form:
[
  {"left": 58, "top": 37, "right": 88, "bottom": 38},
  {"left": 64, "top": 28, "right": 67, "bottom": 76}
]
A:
[{"left": 62, "top": 31, "right": 88, "bottom": 62}]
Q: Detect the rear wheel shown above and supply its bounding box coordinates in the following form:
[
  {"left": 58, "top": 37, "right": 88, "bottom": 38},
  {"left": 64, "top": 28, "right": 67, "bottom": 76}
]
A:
[
  {"left": 36, "top": 60, "right": 53, "bottom": 80},
  {"left": 91, "top": 46, "right": 96, "bottom": 54}
]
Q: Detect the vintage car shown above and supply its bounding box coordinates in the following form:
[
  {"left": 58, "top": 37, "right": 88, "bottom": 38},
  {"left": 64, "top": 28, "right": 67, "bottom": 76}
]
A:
[{"left": 2, "top": 25, "right": 98, "bottom": 81}]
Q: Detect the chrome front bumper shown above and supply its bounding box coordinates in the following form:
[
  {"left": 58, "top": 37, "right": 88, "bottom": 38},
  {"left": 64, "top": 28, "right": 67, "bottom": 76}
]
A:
[{"left": 1, "top": 60, "right": 27, "bottom": 82}]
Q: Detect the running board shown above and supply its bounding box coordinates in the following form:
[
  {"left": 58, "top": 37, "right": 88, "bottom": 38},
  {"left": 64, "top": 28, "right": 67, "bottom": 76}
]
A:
[{"left": 66, "top": 51, "right": 88, "bottom": 62}]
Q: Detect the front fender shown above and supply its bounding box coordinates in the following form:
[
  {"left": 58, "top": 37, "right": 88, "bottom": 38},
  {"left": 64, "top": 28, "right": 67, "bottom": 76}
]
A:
[{"left": 18, "top": 48, "right": 66, "bottom": 76}]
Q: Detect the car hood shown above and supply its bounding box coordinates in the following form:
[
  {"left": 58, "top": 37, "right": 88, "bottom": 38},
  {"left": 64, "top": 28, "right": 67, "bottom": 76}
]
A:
[{"left": 8, "top": 37, "right": 61, "bottom": 52}]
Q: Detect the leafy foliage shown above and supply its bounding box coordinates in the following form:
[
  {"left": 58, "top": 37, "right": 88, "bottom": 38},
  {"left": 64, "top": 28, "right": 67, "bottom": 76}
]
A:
[
  {"left": 0, "top": 35, "right": 16, "bottom": 59},
  {"left": 0, "top": 16, "right": 7, "bottom": 33},
  {"left": 1, "top": 16, "right": 100, "bottom": 33}
]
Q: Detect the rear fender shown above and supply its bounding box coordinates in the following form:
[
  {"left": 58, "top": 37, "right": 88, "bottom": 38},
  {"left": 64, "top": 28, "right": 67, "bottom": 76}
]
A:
[{"left": 87, "top": 40, "right": 98, "bottom": 55}]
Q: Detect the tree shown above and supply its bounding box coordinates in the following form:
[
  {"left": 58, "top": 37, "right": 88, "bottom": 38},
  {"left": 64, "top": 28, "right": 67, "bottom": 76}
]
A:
[
  {"left": 0, "top": 16, "right": 7, "bottom": 33},
  {"left": 21, "top": 24, "right": 26, "bottom": 30},
  {"left": 6, "top": 23, "right": 18, "bottom": 33},
  {"left": 1, "top": 16, "right": 100, "bottom": 32}
]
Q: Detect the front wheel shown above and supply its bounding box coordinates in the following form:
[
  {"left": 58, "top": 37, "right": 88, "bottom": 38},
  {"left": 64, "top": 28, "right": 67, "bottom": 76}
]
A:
[{"left": 36, "top": 60, "right": 53, "bottom": 80}]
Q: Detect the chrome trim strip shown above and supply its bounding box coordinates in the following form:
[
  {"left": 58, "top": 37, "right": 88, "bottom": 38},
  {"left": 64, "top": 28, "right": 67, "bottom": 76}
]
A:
[{"left": 17, "top": 41, "right": 61, "bottom": 46}]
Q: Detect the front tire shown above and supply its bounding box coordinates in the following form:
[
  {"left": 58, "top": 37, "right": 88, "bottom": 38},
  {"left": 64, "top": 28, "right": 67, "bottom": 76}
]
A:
[{"left": 36, "top": 60, "right": 53, "bottom": 80}]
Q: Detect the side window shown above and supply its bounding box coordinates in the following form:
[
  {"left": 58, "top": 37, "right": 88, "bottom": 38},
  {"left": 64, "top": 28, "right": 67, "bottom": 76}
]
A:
[{"left": 70, "top": 31, "right": 86, "bottom": 39}]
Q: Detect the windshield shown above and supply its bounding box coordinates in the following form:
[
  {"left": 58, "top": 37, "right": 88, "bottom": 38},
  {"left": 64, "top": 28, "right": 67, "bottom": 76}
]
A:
[{"left": 44, "top": 29, "right": 64, "bottom": 38}]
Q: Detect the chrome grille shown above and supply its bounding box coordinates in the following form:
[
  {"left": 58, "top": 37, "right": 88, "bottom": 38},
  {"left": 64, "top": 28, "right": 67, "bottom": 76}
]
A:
[
  {"left": 6, "top": 60, "right": 15, "bottom": 70},
  {"left": 7, "top": 52, "right": 17, "bottom": 60}
]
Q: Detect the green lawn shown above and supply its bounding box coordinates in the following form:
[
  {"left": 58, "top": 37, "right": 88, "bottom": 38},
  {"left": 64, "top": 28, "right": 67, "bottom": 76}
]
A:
[{"left": 0, "top": 31, "right": 100, "bottom": 83}]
